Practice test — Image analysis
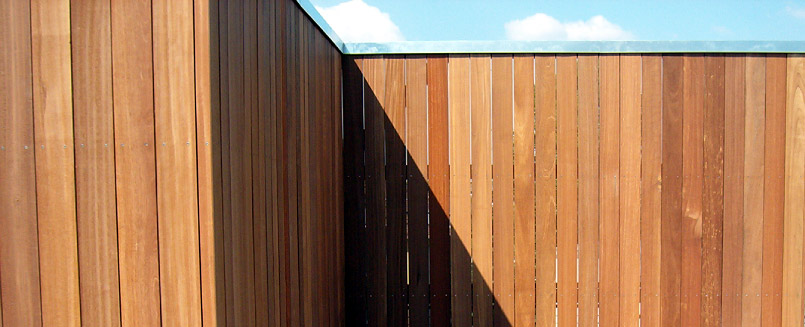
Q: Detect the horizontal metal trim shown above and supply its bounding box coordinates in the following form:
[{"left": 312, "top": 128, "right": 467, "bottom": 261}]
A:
[
  {"left": 344, "top": 41, "right": 805, "bottom": 55},
  {"left": 295, "top": 0, "right": 346, "bottom": 53}
]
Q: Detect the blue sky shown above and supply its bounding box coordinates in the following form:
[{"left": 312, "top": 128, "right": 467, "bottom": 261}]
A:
[{"left": 311, "top": 0, "right": 805, "bottom": 42}]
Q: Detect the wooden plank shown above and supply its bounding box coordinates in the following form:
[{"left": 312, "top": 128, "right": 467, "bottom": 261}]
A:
[
  {"left": 513, "top": 54, "right": 536, "bottom": 327},
  {"left": 761, "top": 55, "right": 785, "bottom": 327},
  {"left": 577, "top": 55, "right": 600, "bottom": 327},
  {"left": 383, "top": 56, "right": 406, "bottom": 327},
  {"left": 406, "top": 56, "right": 429, "bottom": 327},
  {"left": 470, "top": 54, "right": 493, "bottom": 327},
  {"left": 285, "top": 7, "right": 302, "bottom": 325},
  {"left": 257, "top": 0, "right": 276, "bottom": 324},
  {"left": 492, "top": 54, "right": 515, "bottom": 327},
  {"left": 427, "top": 55, "right": 451, "bottom": 327},
  {"left": 742, "top": 55, "right": 765, "bottom": 327},
  {"left": 362, "top": 56, "right": 388, "bottom": 327},
  {"left": 660, "top": 55, "right": 684, "bottom": 327},
  {"left": 0, "top": 0, "right": 43, "bottom": 325},
  {"left": 217, "top": 0, "right": 233, "bottom": 323},
  {"left": 153, "top": 0, "right": 203, "bottom": 324},
  {"left": 782, "top": 54, "right": 805, "bottom": 327},
  {"left": 619, "top": 54, "right": 641, "bottom": 327},
  {"left": 702, "top": 55, "right": 725, "bottom": 327},
  {"left": 599, "top": 54, "right": 620, "bottom": 327},
  {"left": 722, "top": 55, "right": 745, "bottom": 327},
  {"left": 69, "top": 0, "right": 120, "bottom": 325},
  {"left": 556, "top": 54, "right": 578, "bottom": 327},
  {"left": 299, "top": 21, "right": 314, "bottom": 326},
  {"left": 342, "top": 57, "right": 367, "bottom": 326},
  {"left": 333, "top": 46, "right": 345, "bottom": 327},
  {"left": 31, "top": 1, "right": 81, "bottom": 325},
  {"left": 449, "top": 55, "right": 472, "bottom": 327},
  {"left": 194, "top": 0, "right": 224, "bottom": 324},
  {"left": 640, "top": 55, "right": 662, "bottom": 327},
  {"left": 534, "top": 55, "right": 557, "bottom": 327},
  {"left": 681, "top": 55, "right": 704, "bottom": 327},
  {"left": 111, "top": 0, "right": 161, "bottom": 323}
]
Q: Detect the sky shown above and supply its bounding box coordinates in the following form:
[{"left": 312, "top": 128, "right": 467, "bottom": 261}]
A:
[{"left": 311, "top": 0, "right": 805, "bottom": 43}]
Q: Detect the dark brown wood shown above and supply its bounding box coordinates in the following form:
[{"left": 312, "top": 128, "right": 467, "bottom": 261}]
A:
[{"left": 427, "top": 55, "right": 451, "bottom": 327}]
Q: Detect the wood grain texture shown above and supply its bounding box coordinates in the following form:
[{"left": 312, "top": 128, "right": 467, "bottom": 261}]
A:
[
  {"left": 640, "top": 55, "right": 662, "bottom": 327},
  {"left": 534, "top": 55, "right": 557, "bottom": 327},
  {"left": 260, "top": 0, "right": 276, "bottom": 324},
  {"left": 661, "top": 55, "right": 684, "bottom": 327},
  {"left": 406, "top": 56, "right": 429, "bottom": 327},
  {"left": 492, "top": 55, "right": 515, "bottom": 327},
  {"left": 153, "top": 0, "right": 203, "bottom": 324},
  {"left": 556, "top": 55, "right": 578, "bottom": 327},
  {"left": 577, "top": 55, "right": 600, "bottom": 327},
  {"left": 599, "top": 54, "right": 620, "bottom": 327},
  {"left": 470, "top": 54, "right": 493, "bottom": 327},
  {"left": 383, "top": 56, "right": 406, "bottom": 327},
  {"left": 449, "top": 55, "right": 472, "bottom": 327},
  {"left": 31, "top": 0, "right": 81, "bottom": 324},
  {"left": 681, "top": 55, "right": 704, "bottom": 327},
  {"left": 427, "top": 55, "right": 451, "bottom": 327},
  {"left": 363, "top": 56, "right": 388, "bottom": 327},
  {"left": 723, "top": 55, "right": 746, "bottom": 327},
  {"left": 743, "top": 55, "right": 765, "bottom": 327},
  {"left": 619, "top": 54, "right": 641, "bottom": 327},
  {"left": 70, "top": 0, "right": 121, "bottom": 324},
  {"left": 702, "top": 55, "right": 725, "bottom": 327},
  {"left": 111, "top": 0, "right": 161, "bottom": 324},
  {"left": 513, "top": 54, "right": 536, "bottom": 327},
  {"left": 343, "top": 57, "right": 367, "bottom": 326},
  {"left": 761, "top": 54, "right": 785, "bottom": 327},
  {"left": 0, "top": 0, "right": 43, "bottom": 325},
  {"left": 782, "top": 54, "right": 805, "bottom": 327}
]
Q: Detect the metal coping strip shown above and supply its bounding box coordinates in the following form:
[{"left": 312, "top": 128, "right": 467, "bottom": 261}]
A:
[{"left": 296, "top": 0, "right": 805, "bottom": 54}]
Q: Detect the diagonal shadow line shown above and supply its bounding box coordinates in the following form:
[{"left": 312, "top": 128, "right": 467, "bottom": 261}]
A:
[{"left": 342, "top": 57, "right": 514, "bottom": 327}]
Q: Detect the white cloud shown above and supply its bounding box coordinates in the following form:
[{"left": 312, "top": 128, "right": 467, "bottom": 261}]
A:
[
  {"left": 315, "top": 0, "right": 404, "bottom": 43},
  {"left": 786, "top": 6, "right": 805, "bottom": 19},
  {"left": 505, "top": 14, "right": 634, "bottom": 41}
]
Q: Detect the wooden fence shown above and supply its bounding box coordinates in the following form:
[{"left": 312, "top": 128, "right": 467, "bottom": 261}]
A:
[
  {"left": 0, "top": 0, "right": 342, "bottom": 326},
  {"left": 343, "top": 54, "right": 805, "bottom": 326}
]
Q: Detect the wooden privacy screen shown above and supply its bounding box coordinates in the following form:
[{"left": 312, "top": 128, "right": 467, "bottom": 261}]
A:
[
  {"left": 0, "top": 0, "right": 342, "bottom": 326},
  {"left": 343, "top": 54, "right": 805, "bottom": 326}
]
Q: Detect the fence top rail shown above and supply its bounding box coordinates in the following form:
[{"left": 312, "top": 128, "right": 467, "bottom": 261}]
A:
[{"left": 296, "top": 0, "right": 805, "bottom": 55}]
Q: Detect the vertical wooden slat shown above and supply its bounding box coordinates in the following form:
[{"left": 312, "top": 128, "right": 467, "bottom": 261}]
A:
[
  {"left": 513, "top": 54, "right": 536, "bottom": 327},
  {"left": 782, "top": 54, "right": 805, "bottom": 327},
  {"left": 599, "top": 54, "right": 620, "bottom": 327},
  {"left": 70, "top": 0, "right": 120, "bottom": 324},
  {"left": 428, "top": 55, "right": 451, "bottom": 327},
  {"left": 723, "top": 55, "right": 745, "bottom": 327},
  {"left": 619, "top": 54, "right": 641, "bottom": 327},
  {"left": 470, "top": 54, "right": 493, "bottom": 327},
  {"left": 661, "top": 55, "right": 684, "bottom": 327},
  {"left": 111, "top": 0, "right": 161, "bottom": 323},
  {"left": 383, "top": 56, "right": 407, "bottom": 327},
  {"left": 333, "top": 46, "right": 345, "bottom": 327},
  {"left": 761, "top": 55, "right": 785, "bottom": 327},
  {"left": 299, "top": 21, "right": 313, "bottom": 326},
  {"left": 702, "top": 55, "right": 725, "bottom": 327},
  {"left": 194, "top": 0, "right": 224, "bottom": 324},
  {"left": 578, "top": 55, "right": 600, "bottom": 327},
  {"left": 640, "top": 55, "right": 662, "bottom": 327},
  {"left": 449, "top": 55, "right": 472, "bottom": 327},
  {"left": 153, "top": 0, "right": 202, "bottom": 324},
  {"left": 218, "top": 0, "right": 232, "bottom": 323},
  {"left": 31, "top": 1, "right": 81, "bottom": 325},
  {"left": 0, "top": 0, "right": 42, "bottom": 325},
  {"left": 743, "top": 55, "right": 766, "bottom": 327},
  {"left": 681, "top": 55, "right": 704, "bottom": 327},
  {"left": 363, "top": 56, "right": 388, "bottom": 327},
  {"left": 285, "top": 7, "right": 302, "bottom": 325},
  {"left": 343, "top": 57, "right": 367, "bottom": 326},
  {"left": 406, "top": 56, "right": 430, "bottom": 327},
  {"left": 492, "top": 54, "right": 515, "bottom": 327},
  {"left": 556, "top": 54, "right": 578, "bottom": 327},
  {"left": 534, "top": 55, "right": 557, "bottom": 327}
]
